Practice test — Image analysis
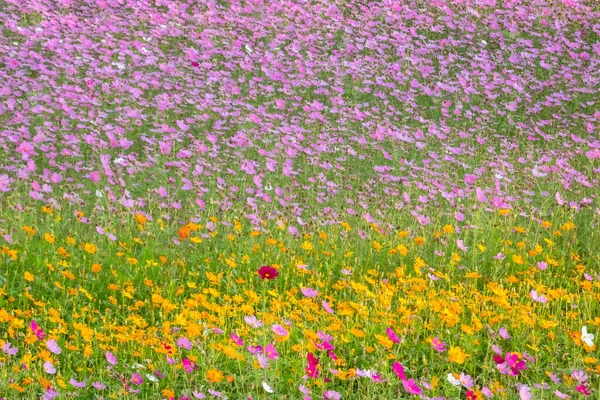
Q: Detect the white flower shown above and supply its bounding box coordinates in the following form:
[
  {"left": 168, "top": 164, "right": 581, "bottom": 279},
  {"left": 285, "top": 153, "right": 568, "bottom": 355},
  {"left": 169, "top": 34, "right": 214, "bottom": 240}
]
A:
[
  {"left": 581, "top": 326, "right": 595, "bottom": 347},
  {"left": 262, "top": 381, "right": 274, "bottom": 393},
  {"left": 146, "top": 374, "right": 158, "bottom": 382},
  {"left": 447, "top": 373, "right": 461, "bottom": 387},
  {"left": 95, "top": 190, "right": 103, "bottom": 198}
]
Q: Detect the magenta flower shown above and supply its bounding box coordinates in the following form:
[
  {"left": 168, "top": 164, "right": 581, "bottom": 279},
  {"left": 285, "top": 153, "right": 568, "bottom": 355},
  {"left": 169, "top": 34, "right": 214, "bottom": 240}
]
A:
[
  {"left": 265, "top": 343, "right": 279, "bottom": 360},
  {"left": 182, "top": 358, "right": 197, "bottom": 373},
  {"left": 392, "top": 361, "right": 406, "bottom": 380},
  {"left": 431, "top": 337, "right": 447, "bottom": 352},
  {"left": 131, "top": 373, "right": 143, "bottom": 385},
  {"left": 386, "top": 327, "right": 401, "bottom": 344},
  {"left": 231, "top": 333, "right": 243, "bottom": 346},
  {"left": 402, "top": 379, "right": 422, "bottom": 395},
  {"left": 30, "top": 320, "right": 46, "bottom": 340}
]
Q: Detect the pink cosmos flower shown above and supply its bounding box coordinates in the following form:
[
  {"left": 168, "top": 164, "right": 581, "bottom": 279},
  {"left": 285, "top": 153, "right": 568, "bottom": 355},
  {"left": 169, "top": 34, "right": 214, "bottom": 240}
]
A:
[
  {"left": 43, "top": 388, "right": 59, "bottom": 400},
  {"left": 16, "top": 141, "right": 35, "bottom": 158},
  {"left": 131, "top": 373, "right": 143, "bottom": 385},
  {"left": 323, "top": 390, "right": 341, "bottom": 400},
  {"left": 231, "top": 333, "right": 243, "bottom": 346},
  {"left": 247, "top": 345, "right": 263, "bottom": 354},
  {"left": 431, "top": 337, "right": 447, "bottom": 352},
  {"left": 265, "top": 343, "right": 279, "bottom": 360},
  {"left": 576, "top": 384, "right": 591, "bottom": 395},
  {"left": 392, "top": 362, "right": 406, "bottom": 380},
  {"left": 92, "top": 382, "right": 106, "bottom": 390},
  {"left": 177, "top": 337, "right": 193, "bottom": 350},
  {"left": 272, "top": 324, "right": 289, "bottom": 336},
  {"left": 257, "top": 353, "right": 269, "bottom": 369},
  {"left": 301, "top": 287, "right": 318, "bottom": 297},
  {"left": 498, "top": 327, "right": 510, "bottom": 339},
  {"left": 386, "top": 327, "right": 401, "bottom": 344},
  {"left": 244, "top": 316, "right": 263, "bottom": 328},
  {"left": 44, "top": 361, "right": 56, "bottom": 374},
  {"left": 402, "top": 379, "right": 422, "bottom": 395},
  {"left": 322, "top": 301, "right": 334, "bottom": 314},
  {"left": 30, "top": 320, "right": 46, "bottom": 340},
  {"left": 182, "top": 358, "right": 196, "bottom": 373},
  {"left": 105, "top": 351, "right": 118, "bottom": 365},
  {"left": 46, "top": 340, "right": 62, "bottom": 355},
  {"left": 69, "top": 378, "right": 86, "bottom": 388},
  {"left": 2, "top": 341, "right": 18, "bottom": 355}
]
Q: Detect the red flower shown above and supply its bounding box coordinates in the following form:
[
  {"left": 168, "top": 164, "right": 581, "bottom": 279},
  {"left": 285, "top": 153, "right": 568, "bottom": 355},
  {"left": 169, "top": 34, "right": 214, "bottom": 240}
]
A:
[
  {"left": 466, "top": 390, "right": 478, "bottom": 400},
  {"left": 257, "top": 266, "right": 278, "bottom": 280}
]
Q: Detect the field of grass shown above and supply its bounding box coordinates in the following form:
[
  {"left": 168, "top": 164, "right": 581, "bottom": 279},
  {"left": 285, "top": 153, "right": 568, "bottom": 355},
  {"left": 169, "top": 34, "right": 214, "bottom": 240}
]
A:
[{"left": 0, "top": 0, "right": 599, "bottom": 398}]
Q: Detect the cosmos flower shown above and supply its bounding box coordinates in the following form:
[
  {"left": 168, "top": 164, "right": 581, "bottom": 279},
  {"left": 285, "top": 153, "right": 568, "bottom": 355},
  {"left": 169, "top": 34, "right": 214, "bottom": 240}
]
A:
[{"left": 257, "top": 265, "right": 278, "bottom": 280}]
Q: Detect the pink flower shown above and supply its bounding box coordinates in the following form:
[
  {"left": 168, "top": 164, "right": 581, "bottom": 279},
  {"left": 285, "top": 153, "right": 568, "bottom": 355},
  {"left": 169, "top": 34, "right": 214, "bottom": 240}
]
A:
[
  {"left": 16, "top": 141, "right": 35, "bottom": 158},
  {"left": 530, "top": 290, "right": 548, "bottom": 303},
  {"left": 44, "top": 361, "right": 56, "bottom": 374},
  {"left": 519, "top": 385, "right": 531, "bottom": 400},
  {"left": 301, "top": 287, "right": 318, "bottom": 297},
  {"left": 386, "top": 327, "right": 401, "bottom": 344},
  {"left": 30, "top": 320, "right": 46, "bottom": 340},
  {"left": 402, "top": 379, "right": 422, "bottom": 395},
  {"left": 43, "top": 388, "right": 60, "bottom": 399},
  {"left": 177, "top": 337, "right": 193, "bottom": 350},
  {"left": 182, "top": 358, "right": 196, "bottom": 373},
  {"left": 576, "top": 384, "right": 591, "bottom": 395},
  {"left": 92, "top": 382, "right": 106, "bottom": 390},
  {"left": 46, "top": 340, "right": 62, "bottom": 355},
  {"left": 257, "top": 353, "right": 269, "bottom": 369},
  {"left": 322, "top": 301, "right": 334, "bottom": 314},
  {"left": 313, "top": 340, "right": 333, "bottom": 351},
  {"left": 231, "top": 333, "right": 243, "bottom": 346},
  {"left": 431, "top": 337, "right": 446, "bottom": 352},
  {"left": 265, "top": 343, "right": 279, "bottom": 360},
  {"left": 105, "top": 351, "right": 118, "bottom": 365},
  {"left": 69, "top": 378, "right": 86, "bottom": 388},
  {"left": 498, "top": 327, "right": 510, "bottom": 339},
  {"left": 506, "top": 352, "right": 526, "bottom": 376},
  {"left": 392, "top": 361, "right": 406, "bottom": 380},
  {"left": 272, "top": 324, "right": 289, "bottom": 336},
  {"left": 131, "top": 373, "right": 143, "bottom": 385},
  {"left": 244, "top": 315, "right": 263, "bottom": 328}
]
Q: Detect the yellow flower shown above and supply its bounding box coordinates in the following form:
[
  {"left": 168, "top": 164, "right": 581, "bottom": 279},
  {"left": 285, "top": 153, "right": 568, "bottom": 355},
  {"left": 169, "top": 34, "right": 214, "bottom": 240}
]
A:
[
  {"left": 448, "top": 346, "right": 469, "bottom": 364},
  {"left": 24, "top": 271, "right": 35, "bottom": 282},
  {"left": 83, "top": 243, "right": 97, "bottom": 254},
  {"left": 44, "top": 233, "right": 56, "bottom": 244},
  {"left": 413, "top": 237, "right": 425, "bottom": 245},
  {"left": 206, "top": 368, "right": 224, "bottom": 383},
  {"left": 301, "top": 241, "right": 313, "bottom": 251}
]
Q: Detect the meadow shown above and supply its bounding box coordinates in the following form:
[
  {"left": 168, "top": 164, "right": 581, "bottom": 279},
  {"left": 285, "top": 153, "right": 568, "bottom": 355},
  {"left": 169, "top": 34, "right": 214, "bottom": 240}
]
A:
[{"left": 0, "top": 0, "right": 599, "bottom": 398}]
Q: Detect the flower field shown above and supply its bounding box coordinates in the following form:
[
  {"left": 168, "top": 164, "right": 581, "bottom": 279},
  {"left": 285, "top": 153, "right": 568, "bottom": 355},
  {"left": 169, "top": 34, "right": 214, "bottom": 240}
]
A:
[{"left": 1, "top": 0, "right": 600, "bottom": 398}]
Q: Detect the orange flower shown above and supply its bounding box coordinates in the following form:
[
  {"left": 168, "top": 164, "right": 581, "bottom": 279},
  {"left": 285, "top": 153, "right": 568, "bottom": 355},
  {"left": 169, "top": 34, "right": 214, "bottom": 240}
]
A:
[
  {"left": 206, "top": 368, "right": 223, "bottom": 383},
  {"left": 178, "top": 226, "right": 191, "bottom": 240}
]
